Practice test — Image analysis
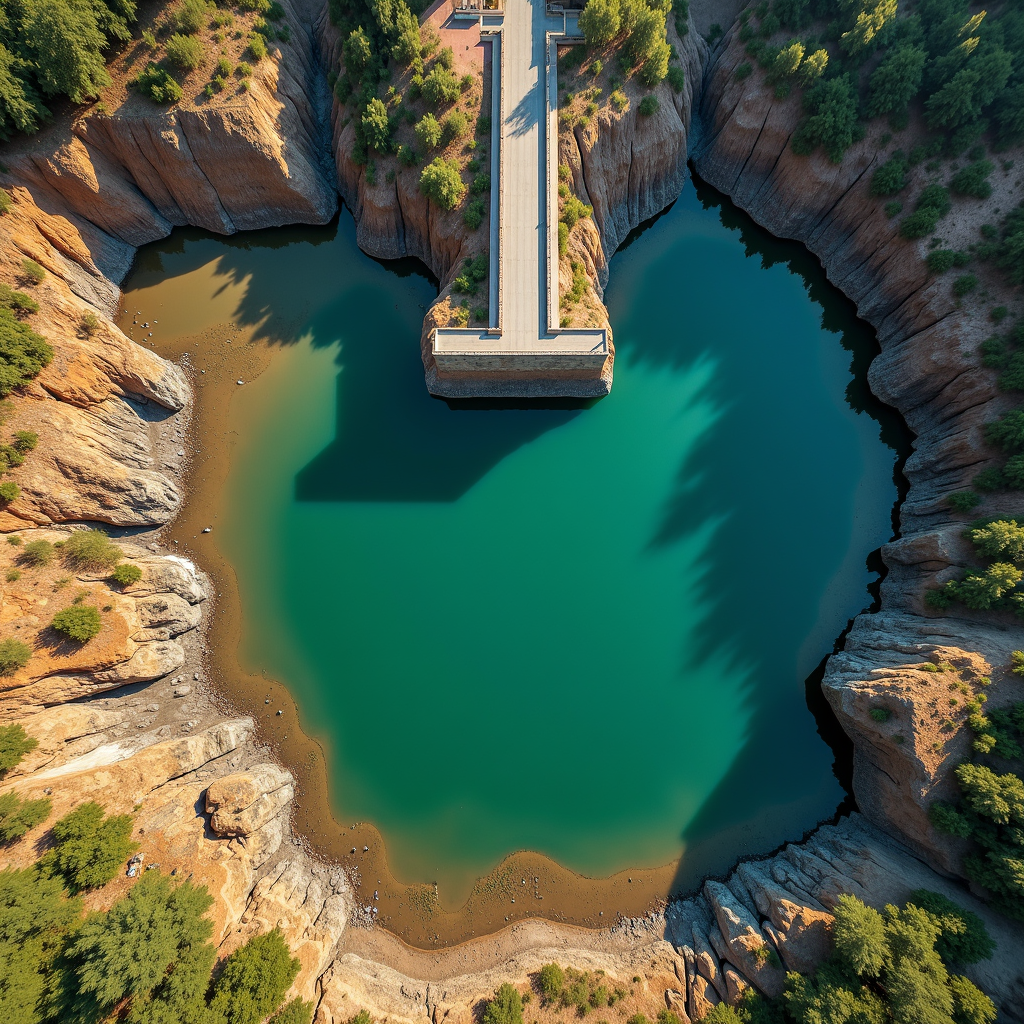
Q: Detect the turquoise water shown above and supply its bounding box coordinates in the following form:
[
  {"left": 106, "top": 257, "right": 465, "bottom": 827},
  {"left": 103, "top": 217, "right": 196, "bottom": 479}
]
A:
[{"left": 122, "top": 177, "right": 903, "bottom": 900}]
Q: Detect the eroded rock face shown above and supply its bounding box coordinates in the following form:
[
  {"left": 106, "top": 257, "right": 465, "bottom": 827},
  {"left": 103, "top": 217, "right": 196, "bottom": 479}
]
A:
[{"left": 206, "top": 764, "right": 296, "bottom": 837}]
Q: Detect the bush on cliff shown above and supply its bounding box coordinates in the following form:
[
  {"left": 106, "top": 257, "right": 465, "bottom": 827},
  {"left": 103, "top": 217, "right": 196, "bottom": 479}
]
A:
[
  {"left": 40, "top": 801, "right": 136, "bottom": 894},
  {"left": 208, "top": 929, "right": 301, "bottom": 1024},
  {"left": 791, "top": 75, "right": 862, "bottom": 163},
  {"left": 0, "top": 722, "right": 36, "bottom": 773},
  {"left": 61, "top": 528, "right": 120, "bottom": 571},
  {"left": 422, "top": 64, "right": 460, "bottom": 107},
  {"left": 483, "top": 984, "right": 524, "bottom": 1024},
  {"left": 419, "top": 157, "right": 466, "bottom": 210},
  {"left": 0, "top": 637, "right": 31, "bottom": 676},
  {"left": 0, "top": 309, "right": 53, "bottom": 397},
  {"left": 51, "top": 604, "right": 102, "bottom": 642},
  {"left": 134, "top": 63, "right": 184, "bottom": 104},
  {"left": 166, "top": 32, "right": 204, "bottom": 71},
  {"left": 0, "top": 790, "right": 51, "bottom": 843}
]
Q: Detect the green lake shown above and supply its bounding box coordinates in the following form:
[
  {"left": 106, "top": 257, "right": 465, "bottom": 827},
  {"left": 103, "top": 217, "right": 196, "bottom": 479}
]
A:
[{"left": 122, "top": 177, "right": 905, "bottom": 903}]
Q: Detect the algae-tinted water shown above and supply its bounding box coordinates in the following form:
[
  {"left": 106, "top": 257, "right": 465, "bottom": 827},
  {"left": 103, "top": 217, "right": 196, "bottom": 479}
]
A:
[{"left": 122, "top": 178, "right": 903, "bottom": 905}]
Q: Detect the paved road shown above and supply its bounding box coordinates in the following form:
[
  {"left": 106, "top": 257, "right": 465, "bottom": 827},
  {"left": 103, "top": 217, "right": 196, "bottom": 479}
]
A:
[{"left": 500, "top": 0, "right": 556, "bottom": 348}]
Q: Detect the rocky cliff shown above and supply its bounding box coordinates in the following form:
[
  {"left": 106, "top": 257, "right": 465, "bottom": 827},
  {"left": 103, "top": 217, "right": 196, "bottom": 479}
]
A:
[
  {"left": 1, "top": 1, "right": 1023, "bottom": 1020},
  {"left": 692, "top": 24, "right": 1024, "bottom": 890}
]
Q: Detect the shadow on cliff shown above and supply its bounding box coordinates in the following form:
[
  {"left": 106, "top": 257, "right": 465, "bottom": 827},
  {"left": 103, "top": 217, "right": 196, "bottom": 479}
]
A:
[{"left": 600, "top": 171, "right": 913, "bottom": 897}]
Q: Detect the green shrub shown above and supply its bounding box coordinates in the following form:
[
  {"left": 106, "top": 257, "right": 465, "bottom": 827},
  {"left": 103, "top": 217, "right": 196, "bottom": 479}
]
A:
[
  {"left": 419, "top": 157, "right": 466, "bottom": 210},
  {"left": 579, "top": 0, "right": 620, "bottom": 46},
  {"left": 20, "top": 260, "right": 45, "bottom": 285},
  {"left": 110, "top": 562, "right": 142, "bottom": 587},
  {"left": 236, "top": 60, "right": 253, "bottom": 77},
  {"left": 0, "top": 722, "right": 36, "bottom": 773},
  {"left": 900, "top": 209, "right": 940, "bottom": 239},
  {"left": 538, "top": 963, "right": 564, "bottom": 1002},
  {"left": 415, "top": 112, "right": 442, "bottom": 150},
  {"left": 62, "top": 529, "right": 120, "bottom": 570},
  {"left": 477, "top": 115, "right": 491, "bottom": 135},
  {"left": 270, "top": 1000, "right": 315, "bottom": 1024},
  {"left": 638, "top": 94, "right": 659, "bottom": 116},
  {"left": 361, "top": 97, "right": 391, "bottom": 152},
  {"left": 422, "top": 65, "right": 460, "bottom": 107},
  {"left": 558, "top": 221, "right": 569, "bottom": 256},
  {"left": 134, "top": 64, "right": 184, "bottom": 104},
  {"left": 866, "top": 44, "right": 925, "bottom": 118},
  {"left": 0, "top": 790, "right": 50, "bottom": 842},
  {"left": 561, "top": 194, "right": 592, "bottom": 230},
  {"left": 0, "top": 482, "right": 19, "bottom": 503},
  {"left": 907, "top": 890, "right": 995, "bottom": 964},
  {"left": 61, "top": 870, "right": 214, "bottom": 1019},
  {"left": 0, "top": 191, "right": 9, "bottom": 215},
  {"left": 397, "top": 144, "right": 417, "bottom": 167},
  {"left": 214, "top": 56, "right": 233, "bottom": 78},
  {"left": 249, "top": 33, "right": 268, "bottom": 61},
  {"left": 954, "top": 273, "right": 979, "bottom": 299},
  {"left": 208, "top": 929, "right": 301, "bottom": 1024},
  {"left": 791, "top": 75, "right": 861, "bottom": 163},
  {"left": 952, "top": 161, "right": 994, "bottom": 200},
  {"left": 0, "top": 284, "right": 39, "bottom": 316},
  {"left": 483, "top": 985, "right": 523, "bottom": 1024},
  {"left": 41, "top": 801, "right": 136, "bottom": 893},
  {"left": 436, "top": 45, "right": 454, "bottom": 70},
  {"left": 21, "top": 539, "right": 53, "bottom": 566},
  {"left": 0, "top": 637, "right": 31, "bottom": 675},
  {"left": 463, "top": 199, "right": 485, "bottom": 229},
  {"left": 735, "top": 61, "right": 753, "bottom": 80},
  {"left": 172, "top": 0, "right": 209, "bottom": 34},
  {"left": 948, "top": 490, "right": 981, "bottom": 512},
  {"left": 610, "top": 89, "right": 628, "bottom": 112},
  {"left": 884, "top": 200, "right": 903, "bottom": 219},
  {"left": 166, "top": 33, "right": 204, "bottom": 71},
  {"left": 927, "top": 249, "right": 957, "bottom": 273},
  {"left": 869, "top": 707, "right": 892, "bottom": 722},
  {"left": 441, "top": 110, "right": 469, "bottom": 144},
  {"left": 51, "top": 604, "right": 102, "bottom": 642},
  {"left": 471, "top": 172, "right": 490, "bottom": 195},
  {"left": 869, "top": 155, "right": 906, "bottom": 197}
]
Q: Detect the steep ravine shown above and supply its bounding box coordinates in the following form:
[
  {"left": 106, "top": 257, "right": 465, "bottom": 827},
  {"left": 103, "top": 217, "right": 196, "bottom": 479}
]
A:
[{"left": 0, "top": 2, "right": 1022, "bottom": 1020}]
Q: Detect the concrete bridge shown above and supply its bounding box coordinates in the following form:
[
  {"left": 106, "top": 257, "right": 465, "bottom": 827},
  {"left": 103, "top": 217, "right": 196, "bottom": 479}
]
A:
[{"left": 428, "top": 0, "right": 612, "bottom": 398}]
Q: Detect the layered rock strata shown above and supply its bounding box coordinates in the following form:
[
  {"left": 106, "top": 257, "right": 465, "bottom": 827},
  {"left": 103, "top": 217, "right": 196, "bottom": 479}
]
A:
[{"left": 0, "top": 2, "right": 1022, "bottom": 1021}]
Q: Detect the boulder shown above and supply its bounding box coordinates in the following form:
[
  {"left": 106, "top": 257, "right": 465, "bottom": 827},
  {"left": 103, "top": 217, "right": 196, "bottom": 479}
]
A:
[{"left": 206, "top": 763, "right": 295, "bottom": 837}]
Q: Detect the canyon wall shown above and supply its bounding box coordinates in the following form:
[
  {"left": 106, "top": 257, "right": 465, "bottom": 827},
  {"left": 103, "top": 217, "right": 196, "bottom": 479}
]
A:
[{"left": 0, "top": 1, "right": 1023, "bottom": 1020}]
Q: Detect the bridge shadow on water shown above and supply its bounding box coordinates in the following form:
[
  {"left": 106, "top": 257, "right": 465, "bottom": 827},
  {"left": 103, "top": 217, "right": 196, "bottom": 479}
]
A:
[{"left": 132, "top": 174, "right": 912, "bottom": 899}]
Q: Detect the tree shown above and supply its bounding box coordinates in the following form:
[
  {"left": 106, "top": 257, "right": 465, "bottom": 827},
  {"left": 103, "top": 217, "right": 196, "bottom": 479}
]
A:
[
  {"left": 62, "top": 528, "right": 120, "bottom": 570},
  {"left": 538, "top": 963, "right": 564, "bottom": 1002},
  {"left": 415, "top": 112, "right": 441, "bottom": 149},
  {"left": 41, "top": 801, "right": 137, "bottom": 894},
  {"left": 798, "top": 47, "right": 828, "bottom": 85},
  {"left": 791, "top": 75, "right": 861, "bottom": 163},
  {"left": 419, "top": 157, "right": 466, "bottom": 210},
  {"left": 0, "top": 308, "right": 54, "bottom": 397},
  {"left": 361, "top": 97, "right": 391, "bottom": 152},
  {"left": 870, "top": 154, "right": 907, "bottom": 196},
  {"left": 867, "top": 45, "right": 925, "bottom": 117},
  {"left": 391, "top": 2, "right": 420, "bottom": 64},
  {"left": 0, "top": 866, "right": 81, "bottom": 1023},
  {"left": 579, "top": 0, "right": 620, "bottom": 46},
  {"left": 0, "top": 638, "right": 31, "bottom": 676},
  {"left": 969, "top": 520, "right": 1024, "bottom": 563},
  {"left": 166, "top": 33, "right": 204, "bottom": 70},
  {"left": 0, "top": 723, "right": 36, "bottom": 774},
  {"left": 985, "top": 410, "right": 1024, "bottom": 452},
  {"left": 946, "top": 563, "right": 1023, "bottom": 609},
  {"left": 957, "top": 763, "right": 1024, "bottom": 824},
  {"left": 208, "top": 929, "right": 300, "bottom": 1024},
  {"left": 482, "top": 984, "right": 523, "bottom": 1024},
  {"left": 269, "top": 999, "right": 315, "bottom": 1024},
  {"left": 344, "top": 27, "right": 372, "bottom": 72},
  {"left": 0, "top": 791, "right": 51, "bottom": 843},
  {"left": 907, "top": 890, "right": 995, "bottom": 965},
  {"left": 422, "top": 64, "right": 460, "bottom": 106},
  {"left": 62, "top": 871, "right": 215, "bottom": 1023},
  {"left": 832, "top": 893, "right": 886, "bottom": 977},
  {"left": 840, "top": 0, "right": 897, "bottom": 55},
  {"left": 0, "top": 43, "right": 48, "bottom": 138},
  {"left": 51, "top": 605, "right": 102, "bottom": 642},
  {"left": 22, "top": 0, "right": 111, "bottom": 101}
]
